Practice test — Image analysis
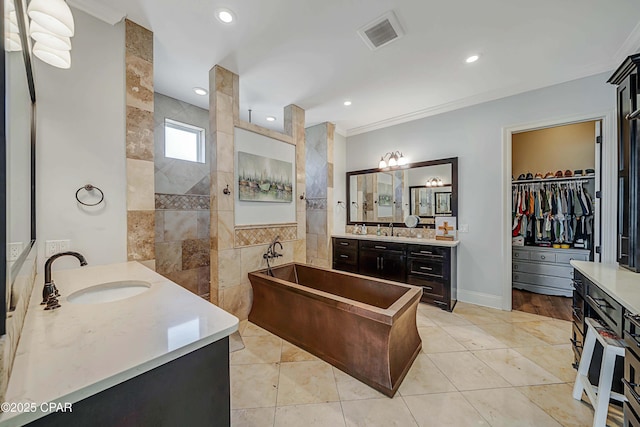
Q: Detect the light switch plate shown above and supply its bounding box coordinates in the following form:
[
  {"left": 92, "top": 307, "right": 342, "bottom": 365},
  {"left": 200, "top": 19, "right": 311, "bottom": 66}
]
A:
[
  {"left": 8, "top": 242, "right": 23, "bottom": 261},
  {"left": 459, "top": 224, "right": 469, "bottom": 233}
]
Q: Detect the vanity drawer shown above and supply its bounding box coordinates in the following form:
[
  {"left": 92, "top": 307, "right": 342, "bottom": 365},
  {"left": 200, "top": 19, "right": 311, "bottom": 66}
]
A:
[
  {"left": 587, "top": 284, "right": 624, "bottom": 336},
  {"left": 333, "top": 248, "right": 358, "bottom": 266},
  {"left": 333, "top": 238, "right": 358, "bottom": 252},
  {"left": 407, "top": 276, "right": 445, "bottom": 299},
  {"left": 512, "top": 262, "right": 573, "bottom": 279},
  {"left": 556, "top": 252, "right": 589, "bottom": 264},
  {"left": 408, "top": 258, "right": 444, "bottom": 279},
  {"left": 407, "top": 245, "right": 448, "bottom": 260},
  {"left": 512, "top": 249, "right": 530, "bottom": 260},
  {"left": 359, "top": 240, "right": 405, "bottom": 253},
  {"left": 512, "top": 271, "right": 573, "bottom": 290}
]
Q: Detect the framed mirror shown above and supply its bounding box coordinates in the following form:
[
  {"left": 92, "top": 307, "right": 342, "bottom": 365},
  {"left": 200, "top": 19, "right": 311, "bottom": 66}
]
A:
[
  {"left": 2, "top": 0, "right": 37, "bottom": 335},
  {"left": 347, "top": 157, "right": 458, "bottom": 228}
]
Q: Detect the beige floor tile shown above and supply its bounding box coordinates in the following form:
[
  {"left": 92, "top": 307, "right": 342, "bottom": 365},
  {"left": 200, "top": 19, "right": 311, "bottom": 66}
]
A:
[
  {"left": 232, "top": 407, "right": 276, "bottom": 427},
  {"left": 403, "top": 392, "right": 490, "bottom": 426},
  {"left": 281, "top": 340, "right": 319, "bottom": 362},
  {"left": 229, "top": 331, "right": 246, "bottom": 353},
  {"left": 242, "top": 322, "right": 273, "bottom": 337},
  {"left": 516, "top": 383, "right": 623, "bottom": 427},
  {"left": 238, "top": 319, "right": 249, "bottom": 335},
  {"left": 341, "top": 398, "right": 418, "bottom": 427},
  {"left": 231, "top": 363, "right": 280, "bottom": 409},
  {"left": 476, "top": 322, "right": 548, "bottom": 348},
  {"left": 550, "top": 318, "right": 572, "bottom": 334},
  {"left": 513, "top": 344, "right": 576, "bottom": 382},
  {"left": 428, "top": 352, "right": 510, "bottom": 391},
  {"left": 485, "top": 307, "right": 552, "bottom": 323},
  {"left": 230, "top": 335, "right": 282, "bottom": 365},
  {"left": 442, "top": 325, "right": 509, "bottom": 350},
  {"left": 472, "top": 348, "right": 563, "bottom": 386},
  {"left": 421, "top": 309, "right": 473, "bottom": 327},
  {"left": 463, "top": 387, "right": 562, "bottom": 427},
  {"left": 418, "top": 326, "right": 466, "bottom": 354},
  {"left": 274, "top": 402, "right": 346, "bottom": 427},
  {"left": 453, "top": 303, "right": 506, "bottom": 325},
  {"left": 514, "top": 320, "right": 570, "bottom": 345},
  {"left": 415, "top": 311, "right": 437, "bottom": 327},
  {"left": 277, "top": 361, "right": 340, "bottom": 406},
  {"left": 417, "top": 302, "right": 442, "bottom": 313},
  {"left": 332, "top": 367, "right": 386, "bottom": 401},
  {"left": 398, "top": 353, "right": 457, "bottom": 396}
]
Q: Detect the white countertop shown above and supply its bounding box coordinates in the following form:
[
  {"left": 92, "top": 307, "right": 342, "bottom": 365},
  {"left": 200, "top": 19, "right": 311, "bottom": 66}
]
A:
[
  {"left": 0, "top": 262, "right": 238, "bottom": 426},
  {"left": 332, "top": 233, "right": 460, "bottom": 247},
  {"left": 571, "top": 261, "right": 640, "bottom": 314}
]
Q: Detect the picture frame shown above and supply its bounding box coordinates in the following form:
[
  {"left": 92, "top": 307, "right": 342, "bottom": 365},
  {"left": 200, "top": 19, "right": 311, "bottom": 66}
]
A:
[{"left": 237, "top": 151, "right": 293, "bottom": 203}]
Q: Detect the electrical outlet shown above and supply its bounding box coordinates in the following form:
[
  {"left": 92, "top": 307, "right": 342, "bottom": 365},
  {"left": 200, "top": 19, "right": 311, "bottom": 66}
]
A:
[
  {"left": 58, "top": 240, "right": 71, "bottom": 252},
  {"left": 45, "top": 240, "right": 60, "bottom": 257},
  {"left": 459, "top": 224, "right": 470, "bottom": 233},
  {"left": 8, "top": 242, "right": 23, "bottom": 261}
]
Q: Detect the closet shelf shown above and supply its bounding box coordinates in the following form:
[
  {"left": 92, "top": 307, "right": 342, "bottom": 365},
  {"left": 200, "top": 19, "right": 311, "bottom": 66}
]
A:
[{"left": 512, "top": 176, "right": 595, "bottom": 185}]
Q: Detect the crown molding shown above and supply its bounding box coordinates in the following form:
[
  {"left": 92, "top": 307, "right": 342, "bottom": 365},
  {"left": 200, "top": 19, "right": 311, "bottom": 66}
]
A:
[
  {"left": 67, "top": 0, "right": 126, "bottom": 25},
  {"left": 615, "top": 19, "right": 640, "bottom": 64}
]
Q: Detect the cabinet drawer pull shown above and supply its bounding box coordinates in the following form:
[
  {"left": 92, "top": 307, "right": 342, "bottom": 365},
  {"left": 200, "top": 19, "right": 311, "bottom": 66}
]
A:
[
  {"left": 411, "top": 252, "right": 444, "bottom": 258},
  {"left": 586, "top": 295, "right": 611, "bottom": 310},
  {"left": 376, "top": 257, "right": 380, "bottom": 270},
  {"left": 433, "top": 300, "right": 447, "bottom": 307},
  {"left": 625, "top": 312, "right": 640, "bottom": 329},
  {"left": 514, "top": 274, "right": 519, "bottom": 280},
  {"left": 423, "top": 286, "right": 433, "bottom": 291},
  {"left": 339, "top": 255, "right": 348, "bottom": 259},
  {"left": 514, "top": 253, "right": 519, "bottom": 257},
  {"left": 540, "top": 255, "right": 546, "bottom": 260},
  {"left": 623, "top": 378, "right": 640, "bottom": 404},
  {"left": 420, "top": 250, "right": 432, "bottom": 254},
  {"left": 419, "top": 266, "right": 433, "bottom": 271},
  {"left": 374, "top": 245, "right": 387, "bottom": 249},
  {"left": 514, "top": 265, "right": 519, "bottom": 270},
  {"left": 340, "top": 242, "right": 349, "bottom": 246},
  {"left": 570, "top": 338, "right": 582, "bottom": 349}
]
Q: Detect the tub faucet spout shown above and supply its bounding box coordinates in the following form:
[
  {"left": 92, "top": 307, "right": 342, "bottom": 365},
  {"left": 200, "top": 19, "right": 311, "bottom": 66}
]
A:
[
  {"left": 42, "top": 251, "right": 88, "bottom": 310},
  {"left": 263, "top": 236, "right": 283, "bottom": 276},
  {"left": 389, "top": 223, "right": 394, "bottom": 236}
]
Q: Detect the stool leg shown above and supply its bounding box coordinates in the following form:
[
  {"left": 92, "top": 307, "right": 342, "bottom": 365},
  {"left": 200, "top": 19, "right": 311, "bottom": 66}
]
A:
[
  {"left": 573, "top": 326, "right": 596, "bottom": 400},
  {"left": 592, "top": 347, "right": 617, "bottom": 427}
]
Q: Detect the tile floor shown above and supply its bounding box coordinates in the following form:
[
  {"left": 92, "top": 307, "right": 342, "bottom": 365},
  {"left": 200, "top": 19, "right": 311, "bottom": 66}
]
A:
[{"left": 230, "top": 302, "right": 624, "bottom": 427}]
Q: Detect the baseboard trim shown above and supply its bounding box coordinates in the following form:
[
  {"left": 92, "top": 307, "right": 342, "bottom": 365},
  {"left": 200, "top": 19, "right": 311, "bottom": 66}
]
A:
[{"left": 457, "top": 289, "right": 503, "bottom": 311}]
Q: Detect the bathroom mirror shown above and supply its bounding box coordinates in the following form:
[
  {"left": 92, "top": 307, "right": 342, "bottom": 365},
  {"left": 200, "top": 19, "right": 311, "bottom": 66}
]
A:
[
  {"left": 2, "top": 0, "right": 37, "bottom": 334},
  {"left": 347, "top": 157, "right": 458, "bottom": 228}
]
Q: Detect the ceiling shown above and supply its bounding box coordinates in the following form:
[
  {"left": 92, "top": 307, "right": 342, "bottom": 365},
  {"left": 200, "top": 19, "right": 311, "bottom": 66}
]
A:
[{"left": 71, "top": 0, "right": 640, "bottom": 135}]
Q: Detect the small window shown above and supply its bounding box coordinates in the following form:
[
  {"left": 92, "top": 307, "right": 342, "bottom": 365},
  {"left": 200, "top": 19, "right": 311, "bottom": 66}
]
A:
[{"left": 164, "top": 118, "right": 205, "bottom": 163}]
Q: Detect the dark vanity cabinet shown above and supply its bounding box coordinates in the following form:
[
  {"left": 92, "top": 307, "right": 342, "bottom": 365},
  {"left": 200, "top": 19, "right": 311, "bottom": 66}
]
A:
[
  {"left": 608, "top": 54, "right": 640, "bottom": 272},
  {"left": 332, "top": 237, "right": 457, "bottom": 311},
  {"left": 358, "top": 241, "right": 406, "bottom": 282}
]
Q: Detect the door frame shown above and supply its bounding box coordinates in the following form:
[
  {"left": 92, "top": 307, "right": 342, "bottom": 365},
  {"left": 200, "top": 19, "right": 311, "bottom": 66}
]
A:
[{"left": 501, "top": 111, "right": 617, "bottom": 311}]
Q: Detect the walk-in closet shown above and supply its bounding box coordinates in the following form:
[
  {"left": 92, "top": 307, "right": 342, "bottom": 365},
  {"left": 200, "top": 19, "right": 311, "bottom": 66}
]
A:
[{"left": 511, "top": 121, "right": 601, "bottom": 320}]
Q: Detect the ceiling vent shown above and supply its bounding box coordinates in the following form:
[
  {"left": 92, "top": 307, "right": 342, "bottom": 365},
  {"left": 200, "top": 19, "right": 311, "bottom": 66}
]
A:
[{"left": 357, "top": 11, "right": 405, "bottom": 51}]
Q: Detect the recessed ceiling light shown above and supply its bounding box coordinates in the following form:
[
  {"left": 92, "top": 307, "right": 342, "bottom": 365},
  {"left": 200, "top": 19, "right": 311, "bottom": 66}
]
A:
[
  {"left": 465, "top": 55, "right": 479, "bottom": 63},
  {"left": 216, "top": 8, "right": 235, "bottom": 24},
  {"left": 343, "top": 100, "right": 352, "bottom": 106},
  {"left": 193, "top": 87, "right": 208, "bottom": 96},
  {"left": 266, "top": 116, "right": 276, "bottom": 122}
]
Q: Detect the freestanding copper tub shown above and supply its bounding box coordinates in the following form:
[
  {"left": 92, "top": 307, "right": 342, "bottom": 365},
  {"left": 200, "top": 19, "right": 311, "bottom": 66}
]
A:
[{"left": 248, "top": 263, "right": 422, "bottom": 397}]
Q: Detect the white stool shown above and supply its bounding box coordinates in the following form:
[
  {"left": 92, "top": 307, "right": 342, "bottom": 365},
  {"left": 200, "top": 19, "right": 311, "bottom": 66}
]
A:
[{"left": 572, "top": 317, "right": 626, "bottom": 427}]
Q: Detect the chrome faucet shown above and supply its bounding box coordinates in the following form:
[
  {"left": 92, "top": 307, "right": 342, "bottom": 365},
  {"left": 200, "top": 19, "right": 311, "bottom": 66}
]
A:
[
  {"left": 42, "top": 251, "right": 87, "bottom": 310},
  {"left": 389, "top": 222, "right": 394, "bottom": 237}
]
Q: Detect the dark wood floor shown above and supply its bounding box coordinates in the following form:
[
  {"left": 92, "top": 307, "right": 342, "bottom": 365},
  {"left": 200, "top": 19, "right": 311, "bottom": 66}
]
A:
[{"left": 512, "top": 289, "right": 572, "bottom": 321}]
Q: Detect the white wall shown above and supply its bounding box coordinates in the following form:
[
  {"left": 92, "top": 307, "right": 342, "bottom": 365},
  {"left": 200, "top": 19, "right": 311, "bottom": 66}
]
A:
[
  {"left": 345, "top": 73, "right": 616, "bottom": 308},
  {"left": 35, "top": 9, "right": 126, "bottom": 272},
  {"left": 333, "top": 131, "right": 347, "bottom": 235}
]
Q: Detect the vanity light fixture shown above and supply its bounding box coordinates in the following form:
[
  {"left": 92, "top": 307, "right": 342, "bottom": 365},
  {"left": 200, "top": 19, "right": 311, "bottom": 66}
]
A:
[
  {"left": 193, "top": 87, "right": 208, "bottom": 96},
  {"left": 33, "top": 42, "right": 71, "bottom": 69},
  {"left": 27, "top": 0, "right": 75, "bottom": 37},
  {"left": 378, "top": 151, "right": 408, "bottom": 169},
  {"left": 30, "top": 21, "right": 71, "bottom": 51},
  {"left": 465, "top": 54, "right": 479, "bottom": 63},
  {"left": 216, "top": 8, "right": 235, "bottom": 24},
  {"left": 343, "top": 100, "right": 352, "bottom": 106},
  {"left": 266, "top": 116, "right": 276, "bottom": 122},
  {"left": 425, "top": 177, "right": 444, "bottom": 187}
]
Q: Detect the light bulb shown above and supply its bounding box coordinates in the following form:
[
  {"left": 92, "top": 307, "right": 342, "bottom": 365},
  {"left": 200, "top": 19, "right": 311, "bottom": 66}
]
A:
[
  {"left": 388, "top": 156, "right": 397, "bottom": 167},
  {"left": 398, "top": 154, "right": 408, "bottom": 166},
  {"left": 378, "top": 157, "right": 387, "bottom": 169}
]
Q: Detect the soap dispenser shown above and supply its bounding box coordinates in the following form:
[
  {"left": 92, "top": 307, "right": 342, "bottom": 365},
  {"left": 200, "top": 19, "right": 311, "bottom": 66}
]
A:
[
  {"left": 362, "top": 224, "right": 367, "bottom": 235},
  {"left": 376, "top": 224, "right": 381, "bottom": 236}
]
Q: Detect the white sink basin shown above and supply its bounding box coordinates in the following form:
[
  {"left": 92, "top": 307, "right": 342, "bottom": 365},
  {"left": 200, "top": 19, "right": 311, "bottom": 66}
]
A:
[{"left": 67, "top": 280, "right": 151, "bottom": 304}]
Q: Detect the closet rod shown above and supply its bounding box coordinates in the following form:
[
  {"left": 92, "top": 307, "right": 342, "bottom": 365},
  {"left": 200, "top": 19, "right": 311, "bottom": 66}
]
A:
[{"left": 512, "top": 176, "right": 595, "bottom": 185}]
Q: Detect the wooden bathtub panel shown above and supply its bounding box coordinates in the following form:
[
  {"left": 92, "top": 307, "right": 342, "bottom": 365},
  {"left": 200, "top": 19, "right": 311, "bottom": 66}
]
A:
[{"left": 248, "top": 264, "right": 422, "bottom": 397}]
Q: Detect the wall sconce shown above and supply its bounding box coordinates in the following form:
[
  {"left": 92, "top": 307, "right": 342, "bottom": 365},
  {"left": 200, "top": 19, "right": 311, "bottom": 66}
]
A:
[
  {"left": 425, "top": 177, "right": 444, "bottom": 187},
  {"left": 27, "top": 0, "right": 75, "bottom": 69},
  {"left": 378, "top": 151, "right": 408, "bottom": 169}
]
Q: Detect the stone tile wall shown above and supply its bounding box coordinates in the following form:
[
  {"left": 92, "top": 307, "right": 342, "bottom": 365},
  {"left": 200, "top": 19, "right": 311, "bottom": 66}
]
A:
[
  {"left": 305, "top": 123, "right": 334, "bottom": 268},
  {"left": 125, "top": 20, "right": 155, "bottom": 267},
  {"left": 209, "top": 65, "right": 306, "bottom": 320}
]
